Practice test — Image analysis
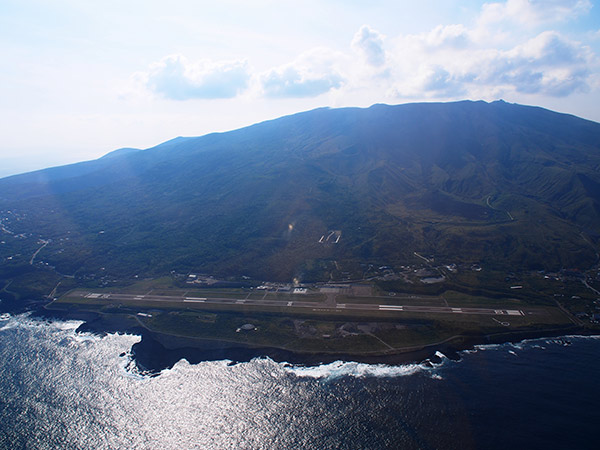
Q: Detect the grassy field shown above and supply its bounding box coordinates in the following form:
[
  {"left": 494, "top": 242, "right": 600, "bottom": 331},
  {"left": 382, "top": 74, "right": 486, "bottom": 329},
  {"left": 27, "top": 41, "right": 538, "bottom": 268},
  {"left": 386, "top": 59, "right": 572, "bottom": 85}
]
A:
[
  {"left": 338, "top": 294, "right": 447, "bottom": 306},
  {"left": 49, "top": 276, "right": 581, "bottom": 355}
]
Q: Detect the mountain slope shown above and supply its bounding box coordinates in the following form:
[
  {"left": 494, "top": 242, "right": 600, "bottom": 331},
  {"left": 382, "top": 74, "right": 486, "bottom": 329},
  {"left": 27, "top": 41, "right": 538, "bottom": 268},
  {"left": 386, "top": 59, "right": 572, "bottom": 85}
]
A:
[{"left": 1, "top": 100, "right": 599, "bottom": 281}]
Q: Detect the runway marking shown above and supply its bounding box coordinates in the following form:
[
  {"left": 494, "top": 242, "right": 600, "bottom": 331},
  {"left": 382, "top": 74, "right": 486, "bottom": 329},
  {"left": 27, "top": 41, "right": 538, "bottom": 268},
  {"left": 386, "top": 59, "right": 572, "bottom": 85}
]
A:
[
  {"left": 379, "top": 305, "right": 404, "bottom": 311},
  {"left": 81, "top": 293, "right": 526, "bottom": 317},
  {"left": 495, "top": 309, "right": 523, "bottom": 316}
]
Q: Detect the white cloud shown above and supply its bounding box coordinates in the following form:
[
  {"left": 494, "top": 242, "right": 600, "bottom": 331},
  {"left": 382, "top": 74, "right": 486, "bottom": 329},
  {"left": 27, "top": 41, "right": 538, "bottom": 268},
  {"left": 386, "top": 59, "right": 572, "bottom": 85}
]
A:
[
  {"left": 421, "top": 66, "right": 466, "bottom": 96},
  {"left": 479, "top": 0, "right": 592, "bottom": 27},
  {"left": 142, "top": 55, "right": 250, "bottom": 100},
  {"left": 3, "top": 0, "right": 600, "bottom": 176},
  {"left": 472, "top": 32, "right": 592, "bottom": 96},
  {"left": 423, "top": 24, "right": 471, "bottom": 49},
  {"left": 130, "top": 1, "right": 596, "bottom": 105},
  {"left": 384, "top": 2, "right": 596, "bottom": 101},
  {"left": 259, "top": 48, "right": 345, "bottom": 98},
  {"left": 351, "top": 25, "right": 386, "bottom": 66},
  {"left": 511, "top": 31, "right": 588, "bottom": 65}
]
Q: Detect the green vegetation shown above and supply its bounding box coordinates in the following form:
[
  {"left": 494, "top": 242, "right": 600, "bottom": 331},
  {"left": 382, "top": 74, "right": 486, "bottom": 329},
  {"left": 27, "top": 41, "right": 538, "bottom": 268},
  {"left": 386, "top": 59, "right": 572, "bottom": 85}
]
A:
[
  {"left": 48, "top": 298, "right": 575, "bottom": 354},
  {"left": 1, "top": 101, "right": 600, "bottom": 356},
  {"left": 46, "top": 275, "right": 586, "bottom": 355},
  {"left": 1, "top": 101, "right": 599, "bottom": 287}
]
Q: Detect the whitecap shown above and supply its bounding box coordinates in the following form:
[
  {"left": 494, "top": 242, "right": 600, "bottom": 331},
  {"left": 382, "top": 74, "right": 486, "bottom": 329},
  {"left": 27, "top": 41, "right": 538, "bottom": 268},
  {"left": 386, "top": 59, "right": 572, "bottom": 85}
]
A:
[
  {"left": 47, "top": 319, "right": 85, "bottom": 331},
  {"left": 0, "top": 322, "right": 17, "bottom": 331},
  {"left": 70, "top": 333, "right": 103, "bottom": 344},
  {"left": 563, "top": 334, "right": 600, "bottom": 341},
  {"left": 120, "top": 354, "right": 153, "bottom": 380},
  {"left": 474, "top": 343, "right": 503, "bottom": 351},
  {"left": 462, "top": 349, "right": 478, "bottom": 354},
  {"left": 283, "top": 360, "right": 425, "bottom": 380},
  {"left": 434, "top": 350, "right": 446, "bottom": 359},
  {"left": 426, "top": 353, "right": 449, "bottom": 369}
]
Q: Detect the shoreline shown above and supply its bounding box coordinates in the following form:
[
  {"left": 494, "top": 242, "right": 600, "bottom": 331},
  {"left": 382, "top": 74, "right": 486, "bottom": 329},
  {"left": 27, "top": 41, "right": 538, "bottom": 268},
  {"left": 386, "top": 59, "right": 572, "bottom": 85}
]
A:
[
  {"left": 26, "top": 305, "right": 593, "bottom": 373},
  {"left": 129, "top": 325, "right": 589, "bottom": 372}
]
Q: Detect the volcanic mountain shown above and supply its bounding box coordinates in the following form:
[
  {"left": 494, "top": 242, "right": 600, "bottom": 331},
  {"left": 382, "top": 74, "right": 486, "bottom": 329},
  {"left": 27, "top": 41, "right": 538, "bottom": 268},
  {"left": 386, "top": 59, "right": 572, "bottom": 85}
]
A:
[{"left": 1, "top": 100, "right": 599, "bottom": 282}]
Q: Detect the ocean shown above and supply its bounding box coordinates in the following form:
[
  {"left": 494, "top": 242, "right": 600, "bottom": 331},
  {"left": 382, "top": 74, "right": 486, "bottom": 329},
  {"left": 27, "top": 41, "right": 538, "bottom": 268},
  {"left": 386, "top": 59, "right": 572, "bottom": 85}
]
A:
[{"left": 0, "top": 314, "right": 598, "bottom": 450}]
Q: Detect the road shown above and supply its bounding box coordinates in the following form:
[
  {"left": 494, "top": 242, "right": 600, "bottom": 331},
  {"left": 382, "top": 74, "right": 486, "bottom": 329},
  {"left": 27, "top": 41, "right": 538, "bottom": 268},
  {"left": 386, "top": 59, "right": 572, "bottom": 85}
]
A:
[
  {"left": 30, "top": 240, "right": 49, "bottom": 265},
  {"left": 82, "top": 292, "right": 525, "bottom": 317},
  {"left": 486, "top": 195, "right": 514, "bottom": 221},
  {"left": 413, "top": 252, "right": 431, "bottom": 263},
  {"left": 582, "top": 279, "right": 600, "bottom": 296}
]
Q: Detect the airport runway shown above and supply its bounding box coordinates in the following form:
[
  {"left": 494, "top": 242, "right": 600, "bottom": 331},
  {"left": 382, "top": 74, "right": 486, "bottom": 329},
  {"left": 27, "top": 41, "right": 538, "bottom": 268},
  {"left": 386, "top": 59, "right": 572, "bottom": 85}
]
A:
[{"left": 83, "top": 292, "right": 525, "bottom": 316}]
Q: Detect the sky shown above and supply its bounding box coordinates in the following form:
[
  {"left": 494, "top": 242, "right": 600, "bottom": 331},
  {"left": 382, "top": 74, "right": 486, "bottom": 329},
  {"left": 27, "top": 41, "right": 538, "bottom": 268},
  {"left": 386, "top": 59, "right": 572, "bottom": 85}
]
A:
[{"left": 1, "top": 0, "right": 599, "bottom": 177}]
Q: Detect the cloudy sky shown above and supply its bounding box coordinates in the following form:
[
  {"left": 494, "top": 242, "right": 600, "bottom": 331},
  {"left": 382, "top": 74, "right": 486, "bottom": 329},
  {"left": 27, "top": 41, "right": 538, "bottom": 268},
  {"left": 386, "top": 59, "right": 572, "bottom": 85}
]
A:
[{"left": 1, "top": 0, "right": 599, "bottom": 177}]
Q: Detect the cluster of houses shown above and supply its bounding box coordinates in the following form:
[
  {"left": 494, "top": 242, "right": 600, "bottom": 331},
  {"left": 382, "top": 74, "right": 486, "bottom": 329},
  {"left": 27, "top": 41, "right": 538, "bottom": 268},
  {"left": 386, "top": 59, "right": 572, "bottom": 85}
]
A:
[
  {"left": 186, "top": 274, "right": 218, "bottom": 285},
  {"left": 256, "top": 282, "right": 308, "bottom": 294}
]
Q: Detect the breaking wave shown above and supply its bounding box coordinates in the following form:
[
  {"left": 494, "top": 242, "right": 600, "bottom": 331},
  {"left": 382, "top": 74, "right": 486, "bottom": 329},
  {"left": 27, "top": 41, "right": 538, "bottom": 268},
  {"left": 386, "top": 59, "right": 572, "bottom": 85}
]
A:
[{"left": 282, "top": 359, "right": 438, "bottom": 380}]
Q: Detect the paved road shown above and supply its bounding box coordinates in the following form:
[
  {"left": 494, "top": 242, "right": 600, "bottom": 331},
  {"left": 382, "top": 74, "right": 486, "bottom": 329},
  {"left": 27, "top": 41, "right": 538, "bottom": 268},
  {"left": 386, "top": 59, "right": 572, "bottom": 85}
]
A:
[
  {"left": 83, "top": 292, "right": 524, "bottom": 316},
  {"left": 30, "top": 240, "right": 49, "bottom": 265}
]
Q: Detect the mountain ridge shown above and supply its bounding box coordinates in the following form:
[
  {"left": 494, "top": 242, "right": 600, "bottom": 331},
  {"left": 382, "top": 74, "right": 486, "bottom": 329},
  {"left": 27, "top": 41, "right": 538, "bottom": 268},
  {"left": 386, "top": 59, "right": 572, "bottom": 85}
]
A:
[{"left": 0, "top": 100, "right": 599, "bottom": 283}]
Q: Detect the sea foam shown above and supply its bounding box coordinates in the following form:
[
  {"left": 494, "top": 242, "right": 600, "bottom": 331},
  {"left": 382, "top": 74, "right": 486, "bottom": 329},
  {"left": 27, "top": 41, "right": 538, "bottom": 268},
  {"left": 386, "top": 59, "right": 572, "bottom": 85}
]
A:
[{"left": 282, "top": 360, "right": 430, "bottom": 380}]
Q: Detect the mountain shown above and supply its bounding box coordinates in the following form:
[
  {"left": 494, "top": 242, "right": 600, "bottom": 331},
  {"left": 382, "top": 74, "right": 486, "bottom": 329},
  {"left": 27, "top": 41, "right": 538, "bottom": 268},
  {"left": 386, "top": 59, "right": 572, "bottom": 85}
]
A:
[
  {"left": 1, "top": 100, "right": 599, "bottom": 284},
  {"left": 100, "top": 147, "right": 142, "bottom": 159}
]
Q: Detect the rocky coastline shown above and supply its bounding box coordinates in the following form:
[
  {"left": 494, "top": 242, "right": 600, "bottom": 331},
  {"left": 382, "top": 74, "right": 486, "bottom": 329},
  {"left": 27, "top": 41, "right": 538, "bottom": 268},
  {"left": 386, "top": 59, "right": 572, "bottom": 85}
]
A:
[{"left": 28, "top": 305, "right": 589, "bottom": 373}]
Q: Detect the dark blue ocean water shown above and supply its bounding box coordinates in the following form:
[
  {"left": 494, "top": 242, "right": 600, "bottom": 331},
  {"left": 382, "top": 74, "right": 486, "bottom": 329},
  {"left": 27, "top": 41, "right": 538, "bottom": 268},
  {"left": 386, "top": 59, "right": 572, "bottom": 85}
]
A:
[{"left": 0, "top": 314, "right": 598, "bottom": 450}]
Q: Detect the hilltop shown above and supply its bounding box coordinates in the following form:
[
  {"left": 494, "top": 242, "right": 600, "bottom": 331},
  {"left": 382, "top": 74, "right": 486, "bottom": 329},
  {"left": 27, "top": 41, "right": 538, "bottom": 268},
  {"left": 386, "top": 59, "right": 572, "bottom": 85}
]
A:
[{"left": 1, "top": 100, "right": 599, "bottom": 297}]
